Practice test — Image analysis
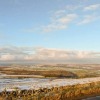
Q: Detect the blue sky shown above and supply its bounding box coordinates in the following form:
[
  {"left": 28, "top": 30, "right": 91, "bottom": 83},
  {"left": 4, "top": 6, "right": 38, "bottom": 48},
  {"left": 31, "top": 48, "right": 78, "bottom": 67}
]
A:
[{"left": 0, "top": 0, "right": 100, "bottom": 63}]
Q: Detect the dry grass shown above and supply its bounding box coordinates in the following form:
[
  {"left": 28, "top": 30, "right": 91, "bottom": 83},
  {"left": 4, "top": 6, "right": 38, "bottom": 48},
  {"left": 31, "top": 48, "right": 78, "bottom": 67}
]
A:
[
  {"left": 0, "top": 81, "right": 100, "bottom": 100},
  {"left": 0, "top": 67, "right": 77, "bottom": 78},
  {"left": 1, "top": 65, "right": 100, "bottom": 78}
]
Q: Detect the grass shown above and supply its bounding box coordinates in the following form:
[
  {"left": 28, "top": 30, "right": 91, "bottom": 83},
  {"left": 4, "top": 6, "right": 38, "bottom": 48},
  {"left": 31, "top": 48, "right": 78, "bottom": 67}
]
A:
[
  {"left": 0, "top": 81, "right": 100, "bottom": 100},
  {"left": 1, "top": 64, "right": 100, "bottom": 78},
  {"left": 0, "top": 65, "right": 100, "bottom": 99},
  {"left": 0, "top": 68, "right": 78, "bottom": 78}
]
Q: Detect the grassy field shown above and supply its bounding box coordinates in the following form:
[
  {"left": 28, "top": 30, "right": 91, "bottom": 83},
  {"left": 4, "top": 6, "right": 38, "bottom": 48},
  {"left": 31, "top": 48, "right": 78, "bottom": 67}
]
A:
[
  {"left": 0, "top": 64, "right": 100, "bottom": 78},
  {"left": 0, "top": 81, "right": 100, "bottom": 100},
  {"left": 0, "top": 64, "right": 100, "bottom": 100}
]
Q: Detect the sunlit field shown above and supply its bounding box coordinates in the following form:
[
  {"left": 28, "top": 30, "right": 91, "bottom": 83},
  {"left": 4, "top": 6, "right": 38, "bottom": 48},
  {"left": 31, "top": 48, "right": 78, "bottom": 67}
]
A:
[{"left": 0, "top": 64, "right": 100, "bottom": 100}]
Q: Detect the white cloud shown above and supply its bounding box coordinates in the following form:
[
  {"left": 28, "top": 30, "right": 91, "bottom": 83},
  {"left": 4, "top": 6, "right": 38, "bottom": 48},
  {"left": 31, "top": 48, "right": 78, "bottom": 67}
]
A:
[
  {"left": 0, "top": 54, "right": 15, "bottom": 61},
  {"left": 0, "top": 46, "right": 100, "bottom": 64},
  {"left": 77, "top": 14, "right": 99, "bottom": 25},
  {"left": 84, "top": 4, "right": 100, "bottom": 11},
  {"left": 57, "top": 14, "right": 77, "bottom": 24},
  {"left": 43, "top": 14, "right": 77, "bottom": 32},
  {"left": 54, "top": 10, "right": 66, "bottom": 17},
  {"left": 66, "top": 5, "right": 81, "bottom": 11},
  {"left": 42, "top": 3, "right": 100, "bottom": 32},
  {"left": 42, "top": 23, "right": 67, "bottom": 33},
  {"left": 24, "top": 3, "right": 100, "bottom": 33}
]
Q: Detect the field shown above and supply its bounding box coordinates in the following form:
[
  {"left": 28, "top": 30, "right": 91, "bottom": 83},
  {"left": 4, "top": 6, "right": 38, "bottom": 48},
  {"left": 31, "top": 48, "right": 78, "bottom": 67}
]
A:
[
  {"left": 0, "top": 64, "right": 100, "bottom": 78},
  {"left": 0, "top": 64, "right": 100, "bottom": 100},
  {"left": 0, "top": 80, "right": 100, "bottom": 100}
]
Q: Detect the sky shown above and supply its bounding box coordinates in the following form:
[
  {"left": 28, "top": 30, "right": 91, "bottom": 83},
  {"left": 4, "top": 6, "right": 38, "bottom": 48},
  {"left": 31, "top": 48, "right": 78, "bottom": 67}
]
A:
[{"left": 0, "top": 0, "right": 100, "bottom": 64}]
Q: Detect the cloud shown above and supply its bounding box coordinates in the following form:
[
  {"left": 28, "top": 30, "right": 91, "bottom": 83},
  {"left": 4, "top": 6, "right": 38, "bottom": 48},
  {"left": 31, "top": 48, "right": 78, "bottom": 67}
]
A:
[
  {"left": 54, "top": 10, "right": 66, "bottom": 17},
  {"left": 0, "top": 46, "right": 34, "bottom": 61},
  {"left": 42, "top": 4, "right": 80, "bottom": 33},
  {"left": 23, "top": 3, "right": 100, "bottom": 33},
  {"left": 65, "top": 5, "right": 81, "bottom": 11},
  {"left": 43, "top": 14, "right": 77, "bottom": 32},
  {"left": 42, "top": 3, "right": 100, "bottom": 32},
  {"left": 84, "top": 4, "right": 100, "bottom": 11},
  {"left": 58, "top": 14, "right": 77, "bottom": 24},
  {"left": 77, "top": 14, "right": 99, "bottom": 25},
  {"left": 0, "top": 46, "right": 100, "bottom": 64}
]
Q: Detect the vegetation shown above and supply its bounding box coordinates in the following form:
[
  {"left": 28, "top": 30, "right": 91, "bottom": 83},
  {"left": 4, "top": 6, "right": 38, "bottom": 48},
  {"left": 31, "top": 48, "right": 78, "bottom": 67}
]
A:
[
  {"left": 0, "top": 67, "right": 78, "bottom": 78},
  {"left": 72, "top": 70, "right": 100, "bottom": 78},
  {"left": 0, "top": 65, "right": 100, "bottom": 99},
  {"left": 0, "top": 81, "right": 100, "bottom": 100},
  {"left": 1, "top": 64, "right": 100, "bottom": 78}
]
